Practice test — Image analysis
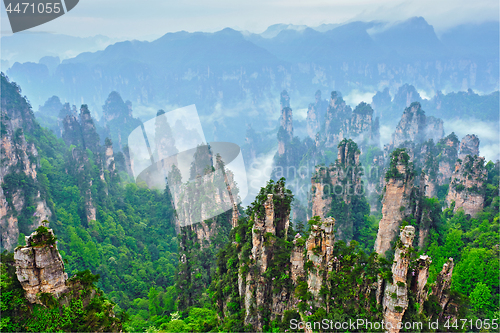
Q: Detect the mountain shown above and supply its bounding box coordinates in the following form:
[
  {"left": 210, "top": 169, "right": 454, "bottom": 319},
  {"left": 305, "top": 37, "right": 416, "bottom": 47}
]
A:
[
  {"left": 0, "top": 32, "right": 121, "bottom": 64},
  {"left": 258, "top": 23, "right": 308, "bottom": 38},
  {"left": 440, "top": 21, "right": 500, "bottom": 59},
  {"left": 5, "top": 17, "right": 498, "bottom": 136},
  {"left": 370, "top": 16, "right": 445, "bottom": 60}
]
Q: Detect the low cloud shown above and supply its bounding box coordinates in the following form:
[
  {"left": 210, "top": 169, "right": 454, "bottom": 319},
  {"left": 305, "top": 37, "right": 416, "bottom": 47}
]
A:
[
  {"left": 243, "top": 147, "right": 278, "bottom": 206},
  {"left": 379, "top": 124, "right": 394, "bottom": 147},
  {"left": 444, "top": 118, "right": 500, "bottom": 162},
  {"left": 344, "top": 89, "right": 377, "bottom": 108}
]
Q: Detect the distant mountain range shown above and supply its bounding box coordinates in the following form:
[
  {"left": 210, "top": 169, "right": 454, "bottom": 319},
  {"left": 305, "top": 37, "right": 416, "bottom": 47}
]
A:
[
  {"left": 3, "top": 17, "right": 499, "bottom": 145},
  {"left": 0, "top": 33, "right": 124, "bottom": 66}
]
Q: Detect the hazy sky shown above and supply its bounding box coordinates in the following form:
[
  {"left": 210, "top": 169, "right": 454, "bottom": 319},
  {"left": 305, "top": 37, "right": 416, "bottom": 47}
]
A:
[{"left": 1, "top": 0, "right": 498, "bottom": 38}]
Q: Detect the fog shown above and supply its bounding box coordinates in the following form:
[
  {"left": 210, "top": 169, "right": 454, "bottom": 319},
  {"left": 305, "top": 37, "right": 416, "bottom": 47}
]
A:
[{"left": 444, "top": 118, "right": 500, "bottom": 162}]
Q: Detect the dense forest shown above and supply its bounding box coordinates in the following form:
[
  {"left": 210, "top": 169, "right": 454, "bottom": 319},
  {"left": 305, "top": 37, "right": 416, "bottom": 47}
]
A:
[{"left": 1, "top": 71, "right": 499, "bottom": 332}]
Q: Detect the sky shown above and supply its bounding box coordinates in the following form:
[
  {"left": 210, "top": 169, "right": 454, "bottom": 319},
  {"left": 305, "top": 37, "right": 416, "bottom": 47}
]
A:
[{"left": 1, "top": 0, "right": 499, "bottom": 39}]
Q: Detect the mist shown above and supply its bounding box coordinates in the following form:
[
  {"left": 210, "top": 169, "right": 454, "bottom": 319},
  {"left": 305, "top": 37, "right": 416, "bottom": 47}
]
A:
[{"left": 444, "top": 118, "right": 500, "bottom": 162}]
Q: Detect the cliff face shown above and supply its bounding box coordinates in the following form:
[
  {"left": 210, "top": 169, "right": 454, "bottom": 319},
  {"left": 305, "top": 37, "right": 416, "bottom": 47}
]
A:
[
  {"left": 104, "top": 139, "right": 115, "bottom": 173},
  {"left": 323, "top": 93, "right": 379, "bottom": 149},
  {"left": 384, "top": 102, "right": 444, "bottom": 165},
  {"left": 278, "top": 90, "right": 293, "bottom": 156},
  {"left": 68, "top": 148, "right": 97, "bottom": 222},
  {"left": 175, "top": 152, "right": 238, "bottom": 310},
  {"left": 339, "top": 102, "right": 380, "bottom": 146},
  {"left": 306, "top": 103, "right": 320, "bottom": 140},
  {"left": 432, "top": 258, "right": 455, "bottom": 315},
  {"left": 415, "top": 255, "right": 432, "bottom": 312},
  {"left": 386, "top": 102, "right": 444, "bottom": 155},
  {"left": 0, "top": 74, "right": 52, "bottom": 251},
  {"left": 14, "top": 227, "right": 68, "bottom": 303},
  {"left": 324, "top": 92, "right": 352, "bottom": 148},
  {"left": 458, "top": 134, "right": 480, "bottom": 159},
  {"left": 61, "top": 105, "right": 116, "bottom": 222},
  {"left": 100, "top": 91, "right": 142, "bottom": 151},
  {"left": 310, "top": 139, "right": 365, "bottom": 241},
  {"left": 244, "top": 188, "right": 291, "bottom": 330},
  {"left": 437, "top": 133, "right": 460, "bottom": 186},
  {"left": 375, "top": 149, "right": 417, "bottom": 256},
  {"left": 304, "top": 217, "right": 335, "bottom": 300},
  {"left": 306, "top": 90, "right": 328, "bottom": 140},
  {"left": 446, "top": 155, "right": 487, "bottom": 217},
  {"left": 382, "top": 226, "right": 415, "bottom": 333},
  {"left": 11, "top": 226, "right": 122, "bottom": 330},
  {"left": 170, "top": 148, "right": 238, "bottom": 235},
  {"left": 425, "top": 116, "right": 444, "bottom": 144}
]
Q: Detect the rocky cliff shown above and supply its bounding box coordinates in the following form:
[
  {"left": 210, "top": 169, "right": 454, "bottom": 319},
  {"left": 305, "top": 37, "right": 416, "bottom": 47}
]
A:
[
  {"left": 458, "top": 134, "right": 480, "bottom": 159},
  {"left": 215, "top": 178, "right": 457, "bottom": 332},
  {"left": 304, "top": 217, "right": 335, "bottom": 300},
  {"left": 446, "top": 155, "right": 487, "bottom": 217},
  {"left": 432, "top": 258, "right": 455, "bottom": 315},
  {"left": 11, "top": 226, "right": 122, "bottom": 330},
  {"left": 278, "top": 90, "right": 293, "bottom": 156},
  {"left": 61, "top": 105, "right": 118, "bottom": 222},
  {"left": 175, "top": 150, "right": 238, "bottom": 310},
  {"left": 375, "top": 149, "right": 417, "bottom": 256},
  {"left": 382, "top": 226, "right": 415, "bottom": 333},
  {"left": 243, "top": 184, "right": 292, "bottom": 330},
  {"left": 306, "top": 103, "right": 320, "bottom": 140},
  {"left": 100, "top": 91, "right": 142, "bottom": 151},
  {"left": 339, "top": 102, "right": 380, "bottom": 146},
  {"left": 323, "top": 93, "right": 379, "bottom": 149},
  {"left": 1, "top": 74, "right": 52, "bottom": 251},
  {"left": 310, "top": 139, "right": 366, "bottom": 241},
  {"left": 306, "top": 90, "right": 328, "bottom": 140},
  {"left": 436, "top": 133, "right": 460, "bottom": 186},
  {"left": 14, "top": 226, "right": 68, "bottom": 303},
  {"left": 324, "top": 91, "right": 352, "bottom": 148},
  {"left": 386, "top": 102, "right": 444, "bottom": 155}
]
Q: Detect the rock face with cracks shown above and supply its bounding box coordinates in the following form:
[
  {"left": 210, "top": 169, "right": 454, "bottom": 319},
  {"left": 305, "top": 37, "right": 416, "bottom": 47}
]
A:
[
  {"left": 374, "top": 149, "right": 416, "bottom": 256},
  {"left": 382, "top": 226, "right": 415, "bottom": 333},
  {"left": 1, "top": 74, "right": 52, "bottom": 251},
  {"left": 446, "top": 155, "right": 487, "bottom": 217},
  {"left": 14, "top": 228, "right": 68, "bottom": 304}
]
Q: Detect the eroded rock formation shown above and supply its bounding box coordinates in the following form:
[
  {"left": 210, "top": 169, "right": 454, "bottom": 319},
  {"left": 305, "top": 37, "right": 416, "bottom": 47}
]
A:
[
  {"left": 310, "top": 139, "right": 365, "bottom": 241},
  {"left": 14, "top": 228, "right": 68, "bottom": 303},
  {"left": 324, "top": 91, "right": 352, "bottom": 148},
  {"left": 339, "top": 102, "right": 380, "bottom": 146},
  {"left": 278, "top": 90, "right": 293, "bottom": 156},
  {"left": 382, "top": 226, "right": 415, "bottom": 333},
  {"left": 244, "top": 188, "right": 291, "bottom": 330},
  {"left": 306, "top": 103, "right": 320, "bottom": 140},
  {"left": 415, "top": 255, "right": 432, "bottom": 312},
  {"left": 304, "top": 217, "right": 335, "bottom": 300},
  {"left": 375, "top": 149, "right": 417, "bottom": 256},
  {"left": 436, "top": 133, "right": 460, "bottom": 185},
  {"left": 432, "top": 258, "right": 454, "bottom": 314},
  {"left": 446, "top": 155, "right": 487, "bottom": 217},
  {"left": 1, "top": 74, "right": 52, "bottom": 250},
  {"left": 385, "top": 102, "right": 444, "bottom": 157},
  {"left": 104, "top": 138, "right": 115, "bottom": 173},
  {"left": 458, "top": 134, "right": 480, "bottom": 159}
]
